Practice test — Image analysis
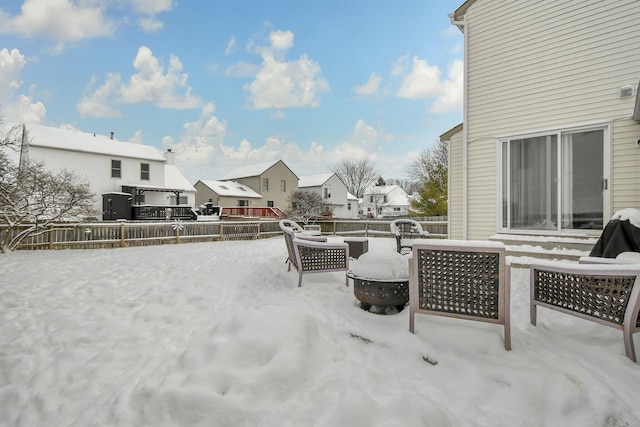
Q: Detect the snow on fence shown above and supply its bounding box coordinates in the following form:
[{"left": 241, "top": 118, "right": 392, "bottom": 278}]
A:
[{"left": 0, "top": 218, "right": 447, "bottom": 251}]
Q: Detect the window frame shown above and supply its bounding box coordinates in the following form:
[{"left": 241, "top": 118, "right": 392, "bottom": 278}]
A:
[
  {"left": 497, "top": 122, "right": 611, "bottom": 235},
  {"left": 140, "top": 163, "right": 150, "bottom": 181},
  {"left": 111, "top": 159, "right": 121, "bottom": 178}
]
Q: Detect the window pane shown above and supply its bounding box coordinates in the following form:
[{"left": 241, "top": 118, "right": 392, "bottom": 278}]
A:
[
  {"left": 111, "top": 160, "right": 121, "bottom": 178},
  {"left": 263, "top": 178, "right": 269, "bottom": 191},
  {"left": 561, "top": 130, "right": 603, "bottom": 230},
  {"left": 509, "top": 135, "right": 557, "bottom": 230},
  {"left": 141, "top": 163, "right": 149, "bottom": 180}
]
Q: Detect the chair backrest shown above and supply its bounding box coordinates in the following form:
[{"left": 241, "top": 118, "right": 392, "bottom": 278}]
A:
[
  {"left": 279, "top": 219, "right": 304, "bottom": 234},
  {"left": 280, "top": 221, "right": 300, "bottom": 270},
  {"left": 409, "top": 240, "right": 510, "bottom": 350},
  {"left": 390, "top": 219, "right": 427, "bottom": 237}
]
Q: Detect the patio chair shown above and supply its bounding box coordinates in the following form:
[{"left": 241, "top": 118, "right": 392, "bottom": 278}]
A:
[
  {"left": 409, "top": 240, "right": 511, "bottom": 351},
  {"left": 293, "top": 238, "right": 350, "bottom": 287},
  {"left": 530, "top": 261, "right": 640, "bottom": 362},
  {"left": 390, "top": 219, "right": 429, "bottom": 255},
  {"left": 280, "top": 220, "right": 327, "bottom": 270}
]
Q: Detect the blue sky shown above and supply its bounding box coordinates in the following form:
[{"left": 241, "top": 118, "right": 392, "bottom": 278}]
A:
[{"left": 0, "top": 0, "right": 464, "bottom": 182}]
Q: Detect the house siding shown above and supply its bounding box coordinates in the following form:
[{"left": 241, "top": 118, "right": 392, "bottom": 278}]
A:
[
  {"left": 233, "top": 161, "right": 298, "bottom": 210},
  {"left": 461, "top": 0, "right": 640, "bottom": 239},
  {"left": 30, "top": 146, "right": 169, "bottom": 213},
  {"left": 447, "top": 131, "right": 464, "bottom": 239}
]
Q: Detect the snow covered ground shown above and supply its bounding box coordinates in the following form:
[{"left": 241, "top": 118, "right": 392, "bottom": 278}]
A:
[{"left": 1, "top": 237, "right": 639, "bottom": 426}]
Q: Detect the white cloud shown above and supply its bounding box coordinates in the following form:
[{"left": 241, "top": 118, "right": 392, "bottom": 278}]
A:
[
  {"left": 330, "top": 119, "right": 393, "bottom": 163},
  {"left": 0, "top": 48, "right": 25, "bottom": 99},
  {"left": 225, "top": 37, "right": 237, "bottom": 55},
  {"left": 137, "top": 16, "right": 163, "bottom": 32},
  {"left": 77, "top": 46, "right": 201, "bottom": 118},
  {"left": 269, "top": 30, "right": 294, "bottom": 51},
  {"left": 0, "top": 0, "right": 114, "bottom": 52},
  {"left": 428, "top": 60, "right": 463, "bottom": 114},
  {"left": 127, "top": 0, "right": 174, "bottom": 15},
  {"left": 246, "top": 29, "right": 329, "bottom": 110},
  {"left": 395, "top": 56, "right": 463, "bottom": 115},
  {"left": 224, "top": 61, "right": 259, "bottom": 78},
  {"left": 0, "top": 0, "right": 175, "bottom": 51},
  {"left": 0, "top": 48, "right": 45, "bottom": 123},
  {"left": 396, "top": 57, "right": 441, "bottom": 99},
  {"left": 128, "top": 130, "right": 145, "bottom": 144},
  {"left": 353, "top": 73, "right": 381, "bottom": 96}
]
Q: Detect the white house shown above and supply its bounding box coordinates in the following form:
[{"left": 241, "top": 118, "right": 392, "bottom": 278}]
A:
[
  {"left": 298, "top": 173, "right": 359, "bottom": 219},
  {"left": 445, "top": 0, "right": 640, "bottom": 240},
  {"left": 362, "top": 185, "right": 410, "bottom": 218},
  {"left": 23, "top": 124, "right": 195, "bottom": 220}
]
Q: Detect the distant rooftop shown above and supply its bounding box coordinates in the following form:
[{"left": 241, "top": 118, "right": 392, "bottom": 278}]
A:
[{"left": 198, "top": 180, "right": 262, "bottom": 198}]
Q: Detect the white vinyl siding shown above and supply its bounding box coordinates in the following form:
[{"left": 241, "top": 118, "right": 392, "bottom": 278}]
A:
[
  {"left": 447, "top": 132, "right": 464, "bottom": 239},
  {"left": 461, "top": 0, "right": 640, "bottom": 239}
]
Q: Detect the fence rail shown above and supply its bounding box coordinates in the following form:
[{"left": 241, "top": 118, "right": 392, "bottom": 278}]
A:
[{"left": 1, "top": 218, "right": 447, "bottom": 251}]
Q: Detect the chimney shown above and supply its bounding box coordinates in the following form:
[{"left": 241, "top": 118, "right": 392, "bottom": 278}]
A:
[
  {"left": 110, "top": 132, "right": 114, "bottom": 140},
  {"left": 164, "top": 148, "right": 175, "bottom": 165}
]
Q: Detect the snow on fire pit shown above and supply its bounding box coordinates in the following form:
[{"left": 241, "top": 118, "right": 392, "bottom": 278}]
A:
[{"left": 348, "top": 250, "right": 410, "bottom": 314}]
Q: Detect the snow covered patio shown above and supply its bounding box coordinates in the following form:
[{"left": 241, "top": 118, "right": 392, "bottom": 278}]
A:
[{"left": 1, "top": 237, "right": 639, "bottom": 426}]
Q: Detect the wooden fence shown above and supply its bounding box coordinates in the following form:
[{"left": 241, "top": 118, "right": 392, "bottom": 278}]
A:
[{"left": 1, "top": 218, "right": 447, "bottom": 251}]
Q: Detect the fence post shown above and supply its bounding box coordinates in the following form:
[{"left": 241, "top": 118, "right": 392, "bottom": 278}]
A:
[
  {"left": 333, "top": 220, "right": 337, "bottom": 235},
  {"left": 49, "top": 226, "right": 55, "bottom": 250},
  {"left": 120, "top": 222, "right": 125, "bottom": 248},
  {"left": 365, "top": 221, "right": 369, "bottom": 237}
]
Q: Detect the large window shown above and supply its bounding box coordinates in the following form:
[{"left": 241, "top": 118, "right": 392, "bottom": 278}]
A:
[
  {"left": 262, "top": 178, "right": 269, "bottom": 192},
  {"left": 324, "top": 187, "right": 331, "bottom": 199},
  {"left": 111, "top": 160, "right": 121, "bottom": 178},
  {"left": 280, "top": 180, "right": 286, "bottom": 193},
  {"left": 500, "top": 127, "right": 605, "bottom": 232},
  {"left": 140, "top": 163, "right": 150, "bottom": 180}
]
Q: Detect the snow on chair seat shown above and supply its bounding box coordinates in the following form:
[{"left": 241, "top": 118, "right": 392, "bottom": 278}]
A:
[{"left": 390, "top": 219, "right": 429, "bottom": 255}]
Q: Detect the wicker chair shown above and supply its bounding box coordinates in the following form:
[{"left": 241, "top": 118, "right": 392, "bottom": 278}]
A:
[
  {"left": 409, "top": 240, "right": 511, "bottom": 351},
  {"left": 530, "top": 261, "right": 640, "bottom": 362},
  {"left": 279, "top": 220, "right": 349, "bottom": 287},
  {"left": 390, "top": 219, "right": 430, "bottom": 255},
  {"left": 279, "top": 220, "right": 327, "bottom": 270}
]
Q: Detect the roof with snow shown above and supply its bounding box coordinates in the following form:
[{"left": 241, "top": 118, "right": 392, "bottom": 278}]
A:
[
  {"left": 365, "top": 185, "right": 409, "bottom": 206},
  {"left": 197, "top": 180, "right": 262, "bottom": 198},
  {"left": 222, "top": 160, "right": 298, "bottom": 180},
  {"left": 165, "top": 165, "right": 196, "bottom": 192},
  {"left": 26, "top": 124, "right": 166, "bottom": 162},
  {"left": 298, "top": 173, "right": 335, "bottom": 188}
]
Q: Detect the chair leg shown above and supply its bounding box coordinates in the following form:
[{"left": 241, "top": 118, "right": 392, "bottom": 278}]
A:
[
  {"left": 504, "top": 322, "right": 511, "bottom": 351},
  {"left": 298, "top": 273, "right": 303, "bottom": 287},
  {"left": 530, "top": 303, "right": 537, "bottom": 326},
  {"left": 623, "top": 329, "right": 637, "bottom": 363},
  {"left": 409, "top": 307, "right": 415, "bottom": 333}
]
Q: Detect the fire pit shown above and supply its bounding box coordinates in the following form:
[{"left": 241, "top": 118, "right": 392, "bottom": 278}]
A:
[{"left": 347, "top": 250, "right": 410, "bottom": 314}]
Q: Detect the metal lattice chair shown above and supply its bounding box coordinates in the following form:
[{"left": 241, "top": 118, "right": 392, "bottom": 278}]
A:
[
  {"left": 530, "top": 261, "right": 640, "bottom": 362},
  {"left": 280, "top": 220, "right": 348, "bottom": 287},
  {"left": 390, "top": 219, "right": 430, "bottom": 255},
  {"left": 409, "top": 240, "right": 511, "bottom": 351},
  {"left": 279, "top": 220, "right": 327, "bottom": 270},
  {"left": 293, "top": 239, "right": 349, "bottom": 287}
]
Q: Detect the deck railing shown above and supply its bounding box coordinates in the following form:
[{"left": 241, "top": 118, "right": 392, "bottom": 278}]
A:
[{"left": 1, "top": 218, "right": 447, "bottom": 251}]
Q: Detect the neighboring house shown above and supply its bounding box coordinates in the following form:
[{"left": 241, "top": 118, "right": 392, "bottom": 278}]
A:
[
  {"left": 221, "top": 160, "right": 299, "bottom": 211},
  {"left": 193, "top": 180, "right": 262, "bottom": 207},
  {"left": 445, "top": 0, "right": 640, "bottom": 241},
  {"left": 362, "top": 185, "right": 410, "bottom": 218},
  {"left": 23, "top": 124, "right": 195, "bottom": 219},
  {"left": 298, "top": 172, "right": 359, "bottom": 219}
]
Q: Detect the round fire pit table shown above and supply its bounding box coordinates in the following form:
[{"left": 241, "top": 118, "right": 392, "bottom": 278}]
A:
[{"left": 347, "top": 249, "right": 410, "bottom": 314}]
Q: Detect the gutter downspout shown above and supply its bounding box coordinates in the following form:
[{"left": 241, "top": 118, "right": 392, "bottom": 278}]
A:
[{"left": 449, "top": 12, "right": 468, "bottom": 240}]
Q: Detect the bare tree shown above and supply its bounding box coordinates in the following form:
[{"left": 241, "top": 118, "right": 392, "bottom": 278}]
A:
[
  {"left": 286, "top": 190, "right": 328, "bottom": 225},
  {"left": 1, "top": 123, "right": 96, "bottom": 252},
  {"left": 330, "top": 159, "right": 380, "bottom": 198},
  {"left": 406, "top": 140, "right": 448, "bottom": 184}
]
